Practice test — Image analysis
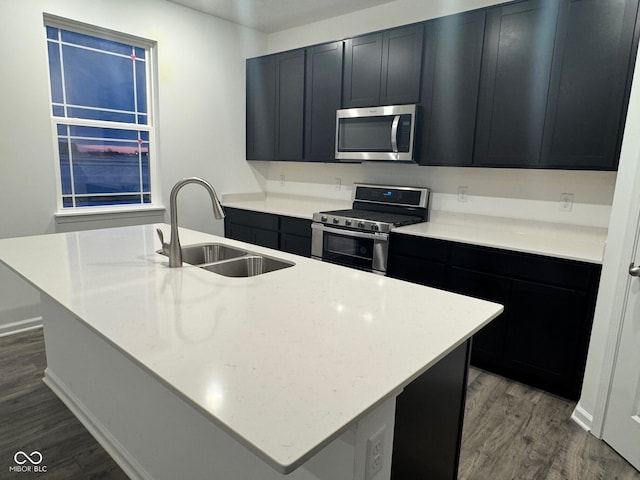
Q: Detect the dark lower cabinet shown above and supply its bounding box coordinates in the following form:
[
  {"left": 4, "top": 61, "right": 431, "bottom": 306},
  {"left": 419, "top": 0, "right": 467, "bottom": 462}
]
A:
[
  {"left": 224, "top": 207, "right": 312, "bottom": 256},
  {"left": 504, "top": 279, "right": 589, "bottom": 391},
  {"left": 280, "top": 216, "right": 312, "bottom": 256},
  {"left": 448, "top": 267, "right": 510, "bottom": 368},
  {"left": 392, "top": 340, "right": 470, "bottom": 480},
  {"left": 387, "top": 233, "right": 601, "bottom": 400}
]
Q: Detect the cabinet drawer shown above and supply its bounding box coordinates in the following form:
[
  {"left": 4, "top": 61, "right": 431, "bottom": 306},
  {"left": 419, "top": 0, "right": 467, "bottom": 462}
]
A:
[
  {"left": 224, "top": 207, "right": 279, "bottom": 231},
  {"left": 450, "top": 243, "right": 593, "bottom": 290},
  {"left": 280, "top": 216, "right": 311, "bottom": 237},
  {"left": 388, "top": 255, "right": 447, "bottom": 289},
  {"left": 389, "top": 233, "right": 449, "bottom": 263}
]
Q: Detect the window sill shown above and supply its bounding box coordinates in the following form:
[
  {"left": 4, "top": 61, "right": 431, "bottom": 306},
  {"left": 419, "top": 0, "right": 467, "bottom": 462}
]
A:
[{"left": 54, "top": 205, "right": 166, "bottom": 224}]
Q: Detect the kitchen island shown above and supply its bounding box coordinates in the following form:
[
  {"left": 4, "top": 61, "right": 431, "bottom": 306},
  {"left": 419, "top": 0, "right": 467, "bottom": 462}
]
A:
[{"left": 0, "top": 225, "right": 502, "bottom": 479}]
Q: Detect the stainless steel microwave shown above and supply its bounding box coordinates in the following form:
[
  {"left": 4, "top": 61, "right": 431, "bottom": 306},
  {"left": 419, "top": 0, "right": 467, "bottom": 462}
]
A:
[{"left": 335, "top": 104, "right": 417, "bottom": 162}]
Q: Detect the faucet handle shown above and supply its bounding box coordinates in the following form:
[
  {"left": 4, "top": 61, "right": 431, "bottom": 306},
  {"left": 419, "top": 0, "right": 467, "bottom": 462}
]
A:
[{"left": 156, "top": 228, "right": 170, "bottom": 255}]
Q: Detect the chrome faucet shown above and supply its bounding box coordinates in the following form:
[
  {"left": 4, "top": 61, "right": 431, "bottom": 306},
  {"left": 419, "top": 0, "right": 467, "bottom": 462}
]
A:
[{"left": 166, "top": 177, "right": 225, "bottom": 267}]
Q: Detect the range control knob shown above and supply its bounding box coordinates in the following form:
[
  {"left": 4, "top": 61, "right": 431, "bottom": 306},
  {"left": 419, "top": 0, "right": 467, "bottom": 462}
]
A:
[
  {"left": 371, "top": 224, "right": 379, "bottom": 232},
  {"left": 320, "top": 215, "right": 328, "bottom": 222},
  {"left": 357, "top": 221, "right": 365, "bottom": 228},
  {"left": 345, "top": 219, "right": 352, "bottom": 226},
  {"left": 333, "top": 217, "right": 340, "bottom": 224}
]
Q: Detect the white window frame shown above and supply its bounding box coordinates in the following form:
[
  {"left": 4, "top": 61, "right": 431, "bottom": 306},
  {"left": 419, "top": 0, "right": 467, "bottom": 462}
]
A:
[{"left": 44, "top": 14, "right": 163, "bottom": 217}]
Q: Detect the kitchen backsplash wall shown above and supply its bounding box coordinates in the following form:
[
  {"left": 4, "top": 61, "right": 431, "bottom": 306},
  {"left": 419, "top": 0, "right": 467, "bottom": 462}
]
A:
[{"left": 250, "top": 161, "right": 616, "bottom": 228}]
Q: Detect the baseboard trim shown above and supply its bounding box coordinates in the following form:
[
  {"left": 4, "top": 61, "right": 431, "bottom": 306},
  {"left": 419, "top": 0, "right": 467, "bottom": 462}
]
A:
[
  {"left": 0, "top": 316, "right": 43, "bottom": 338},
  {"left": 571, "top": 402, "right": 594, "bottom": 432},
  {"left": 43, "top": 368, "right": 152, "bottom": 480}
]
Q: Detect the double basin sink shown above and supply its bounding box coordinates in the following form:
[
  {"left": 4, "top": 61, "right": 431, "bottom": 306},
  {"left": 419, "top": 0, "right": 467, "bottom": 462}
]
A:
[{"left": 158, "top": 243, "right": 295, "bottom": 277}]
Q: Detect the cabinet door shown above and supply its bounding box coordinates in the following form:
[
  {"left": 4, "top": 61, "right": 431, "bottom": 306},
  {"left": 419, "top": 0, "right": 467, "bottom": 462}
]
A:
[
  {"left": 275, "top": 49, "right": 305, "bottom": 161},
  {"left": 305, "top": 42, "right": 343, "bottom": 162},
  {"left": 280, "top": 233, "right": 311, "bottom": 257},
  {"left": 343, "top": 33, "right": 383, "bottom": 108},
  {"left": 380, "top": 24, "right": 424, "bottom": 105},
  {"left": 246, "top": 56, "right": 276, "bottom": 160},
  {"left": 418, "top": 11, "right": 485, "bottom": 166},
  {"left": 474, "top": 0, "right": 560, "bottom": 167},
  {"left": 448, "top": 267, "right": 510, "bottom": 368},
  {"left": 225, "top": 222, "right": 253, "bottom": 244},
  {"left": 252, "top": 228, "right": 279, "bottom": 249},
  {"left": 541, "top": 0, "right": 639, "bottom": 170},
  {"left": 504, "top": 279, "right": 588, "bottom": 399}
]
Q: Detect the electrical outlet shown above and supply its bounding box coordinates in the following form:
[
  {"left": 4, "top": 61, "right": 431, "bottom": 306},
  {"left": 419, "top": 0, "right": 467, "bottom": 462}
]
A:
[
  {"left": 458, "top": 186, "right": 468, "bottom": 202},
  {"left": 560, "top": 193, "right": 574, "bottom": 212},
  {"left": 365, "top": 426, "right": 385, "bottom": 480},
  {"left": 280, "top": 174, "right": 285, "bottom": 187},
  {"left": 335, "top": 177, "right": 342, "bottom": 191}
]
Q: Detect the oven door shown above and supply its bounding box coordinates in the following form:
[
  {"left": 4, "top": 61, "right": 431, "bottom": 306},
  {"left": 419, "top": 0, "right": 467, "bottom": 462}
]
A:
[{"left": 311, "top": 224, "right": 389, "bottom": 274}]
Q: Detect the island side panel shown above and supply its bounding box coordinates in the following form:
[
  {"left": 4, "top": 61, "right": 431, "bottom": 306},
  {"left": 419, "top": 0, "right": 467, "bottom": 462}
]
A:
[
  {"left": 391, "top": 339, "right": 471, "bottom": 480},
  {"left": 39, "top": 294, "right": 397, "bottom": 480}
]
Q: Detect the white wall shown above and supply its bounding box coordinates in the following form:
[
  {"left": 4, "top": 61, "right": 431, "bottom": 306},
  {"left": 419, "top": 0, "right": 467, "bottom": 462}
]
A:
[
  {"left": 0, "top": 0, "right": 267, "bottom": 332},
  {"left": 259, "top": 0, "right": 616, "bottom": 229}
]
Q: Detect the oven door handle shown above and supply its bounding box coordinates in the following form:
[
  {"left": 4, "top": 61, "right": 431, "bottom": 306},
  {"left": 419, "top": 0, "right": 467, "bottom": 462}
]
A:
[{"left": 312, "top": 223, "right": 389, "bottom": 240}]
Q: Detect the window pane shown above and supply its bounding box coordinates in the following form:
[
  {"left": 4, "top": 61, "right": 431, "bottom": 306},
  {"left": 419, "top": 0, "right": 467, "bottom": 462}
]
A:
[
  {"left": 47, "top": 42, "right": 63, "bottom": 104},
  {"left": 75, "top": 194, "right": 144, "bottom": 207},
  {"left": 56, "top": 124, "right": 150, "bottom": 204},
  {"left": 61, "top": 29, "right": 132, "bottom": 56},
  {"left": 63, "top": 45, "right": 135, "bottom": 113},
  {"left": 135, "top": 60, "right": 147, "bottom": 114},
  {"left": 46, "top": 26, "right": 59, "bottom": 40},
  {"left": 66, "top": 107, "right": 135, "bottom": 123}
]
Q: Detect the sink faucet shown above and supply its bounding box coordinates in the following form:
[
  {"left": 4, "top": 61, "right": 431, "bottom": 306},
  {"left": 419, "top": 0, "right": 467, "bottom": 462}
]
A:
[{"left": 167, "top": 177, "right": 225, "bottom": 268}]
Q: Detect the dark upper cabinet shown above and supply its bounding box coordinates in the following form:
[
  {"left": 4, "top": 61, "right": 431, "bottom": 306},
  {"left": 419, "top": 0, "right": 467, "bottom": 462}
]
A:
[
  {"left": 417, "top": 11, "right": 486, "bottom": 166},
  {"left": 275, "top": 50, "right": 305, "bottom": 160},
  {"left": 246, "top": 55, "right": 276, "bottom": 160},
  {"left": 380, "top": 25, "right": 424, "bottom": 105},
  {"left": 540, "top": 0, "right": 639, "bottom": 170},
  {"left": 474, "top": 0, "right": 561, "bottom": 167},
  {"left": 305, "top": 41, "right": 344, "bottom": 162},
  {"left": 246, "top": 49, "right": 305, "bottom": 161},
  {"left": 343, "top": 24, "right": 423, "bottom": 108}
]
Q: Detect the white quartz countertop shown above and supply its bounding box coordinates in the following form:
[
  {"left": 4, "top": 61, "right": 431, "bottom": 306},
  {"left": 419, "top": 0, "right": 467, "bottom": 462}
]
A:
[
  {"left": 222, "top": 193, "right": 351, "bottom": 219},
  {"left": 0, "top": 225, "right": 502, "bottom": 473},
  {"left": 397, "top": 211, "right": 607, "bottom": 264},
  {"left": 222, "top": 193, "right": 607, "bottom": 264}
]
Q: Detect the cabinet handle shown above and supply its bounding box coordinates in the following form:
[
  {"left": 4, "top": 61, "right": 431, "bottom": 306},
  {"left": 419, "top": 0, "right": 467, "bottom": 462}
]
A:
[
  {"left": 629, "top": 263, "right": 640, "bottom": 277},
  {"left": 391, "top": 115, "right": 400, "bottom": 153}
]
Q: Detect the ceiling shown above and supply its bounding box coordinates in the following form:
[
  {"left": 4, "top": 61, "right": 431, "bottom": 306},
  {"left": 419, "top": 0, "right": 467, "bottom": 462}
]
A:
[{"left": 166, "top": 0, "right": 397, "bottom": 33}]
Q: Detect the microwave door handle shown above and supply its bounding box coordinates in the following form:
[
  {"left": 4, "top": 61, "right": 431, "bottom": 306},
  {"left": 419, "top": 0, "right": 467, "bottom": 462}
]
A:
[{"left": 391, "top": 115, "right": 400, "bottom": 153}]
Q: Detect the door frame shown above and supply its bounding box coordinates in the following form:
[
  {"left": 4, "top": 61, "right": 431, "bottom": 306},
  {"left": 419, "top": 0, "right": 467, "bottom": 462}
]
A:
[{"left": 580, "top": 41, "right": 640, "bottom": 438}]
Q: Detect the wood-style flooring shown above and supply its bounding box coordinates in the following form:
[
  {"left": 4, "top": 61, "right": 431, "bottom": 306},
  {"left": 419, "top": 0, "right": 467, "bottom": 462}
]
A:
[{"left": 1, "top": 328, "right": 639, "bottom": 479}]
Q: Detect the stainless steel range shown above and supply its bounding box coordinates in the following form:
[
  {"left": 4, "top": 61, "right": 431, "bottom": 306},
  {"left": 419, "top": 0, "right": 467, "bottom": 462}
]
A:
[{"left": 311, "top": 184, "right": 430, "bottom": 275}]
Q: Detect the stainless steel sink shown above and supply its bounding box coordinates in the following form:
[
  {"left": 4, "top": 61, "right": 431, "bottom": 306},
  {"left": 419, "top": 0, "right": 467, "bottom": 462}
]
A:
[
  {"left": 158, "top": 243, "right": 247, "bottom": 265},
  {"left": 200, "top": 255, "right": 295, "bottom": 277}
]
